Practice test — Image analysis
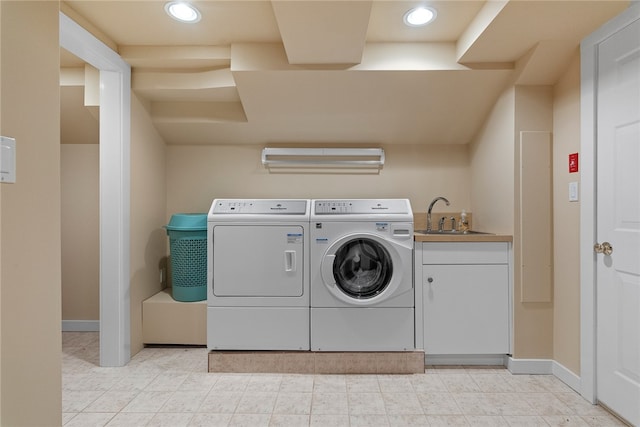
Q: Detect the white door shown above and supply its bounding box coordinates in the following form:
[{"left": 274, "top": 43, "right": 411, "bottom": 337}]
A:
[
  {"left": 595, "top": 16, "right": 640, "bottom": 426},
  {"left": 213, "top": 225, "right": 304, "bottom": 297}
]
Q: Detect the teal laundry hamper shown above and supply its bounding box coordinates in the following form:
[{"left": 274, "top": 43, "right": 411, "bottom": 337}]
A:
[{"left": 165, "top": 213, "right": 207, "bottom": 302}]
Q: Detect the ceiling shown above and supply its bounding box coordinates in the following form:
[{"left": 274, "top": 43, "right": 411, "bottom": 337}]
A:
[{"left": 60, "top": 0, "right": 629, "bottom": 146}]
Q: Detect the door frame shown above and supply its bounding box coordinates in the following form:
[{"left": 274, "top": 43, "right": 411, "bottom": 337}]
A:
[
  {"left": 579, "top": 2, "right": 640, "bottom": 404},
  {"left": 60, "top": 12, "right": 131, "bottom": 367}
]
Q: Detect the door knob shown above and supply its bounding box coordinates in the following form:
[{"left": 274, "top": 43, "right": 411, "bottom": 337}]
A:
[{"left": 594, "top": 242, "right": 613, "bottom": 256}]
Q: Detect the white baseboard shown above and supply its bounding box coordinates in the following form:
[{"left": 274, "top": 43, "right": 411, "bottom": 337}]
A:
[
  {"left": 425, "top": 354, "right": 508, "bottom": 366},
  {"left": 552, "top": 360, "right": 581, "bottom": 393},
  {"left": 62, "top": 320, "right": 99, "bottom": 332},
  {"left": 506, "top": 357, "right": 553, "bottom": 374},
  {"left": 507, "top": 357, "right": 582, "bottom": 394}
]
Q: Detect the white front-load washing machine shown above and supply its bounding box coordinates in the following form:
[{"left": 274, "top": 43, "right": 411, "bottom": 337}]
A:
[
  {"left": 310, "top": 199, "right": 414, "bottom": 351},
  {"left": 207, "top": 199, "right": 310, "bottom": 351}
]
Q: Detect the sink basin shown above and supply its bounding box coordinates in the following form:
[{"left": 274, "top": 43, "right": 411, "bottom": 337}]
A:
[{"left": 414, "top": 230, "right": 493, "bottom": 235}]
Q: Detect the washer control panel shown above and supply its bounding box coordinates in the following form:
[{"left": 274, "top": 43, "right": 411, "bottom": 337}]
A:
[
  {"left": 314, "top": 201, "right": 353, "bottom": 214},
  {"left": 212, "top": 199, "right": 307, "bottom": 215},
  {"left": 313, "top": 199, "right": 410, "bottom": 215}
]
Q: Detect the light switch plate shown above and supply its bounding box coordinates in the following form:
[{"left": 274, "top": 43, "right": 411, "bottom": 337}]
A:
[
  {"left": 569, "top": 181, "right": 579, "bottom": 202},
  {"left": 0, "top": 136, "right": 16, "bottom": 184}
]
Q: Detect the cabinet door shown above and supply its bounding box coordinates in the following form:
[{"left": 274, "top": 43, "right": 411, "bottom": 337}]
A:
[{"left": 423, "top": 264, "right": 509, "bottom": 354}]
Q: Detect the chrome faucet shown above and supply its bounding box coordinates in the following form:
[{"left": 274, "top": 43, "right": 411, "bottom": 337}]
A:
[{"left": 426, "top": 196, "right": 450, "bottom": 232}]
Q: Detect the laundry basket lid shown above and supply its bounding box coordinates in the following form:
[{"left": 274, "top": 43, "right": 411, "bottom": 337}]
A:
[{"left": 165, "top": 213, "right": 207, "bottom": 231}]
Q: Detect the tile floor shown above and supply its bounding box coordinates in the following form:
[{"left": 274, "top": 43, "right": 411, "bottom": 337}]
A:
[{"left": 63, "top": 332, "right": 627, "bottom": 427}]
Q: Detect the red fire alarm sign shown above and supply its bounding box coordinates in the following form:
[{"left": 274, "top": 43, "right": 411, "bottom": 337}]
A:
[{"left": 569, "top": 153, "right": 579, "bottom": 173}]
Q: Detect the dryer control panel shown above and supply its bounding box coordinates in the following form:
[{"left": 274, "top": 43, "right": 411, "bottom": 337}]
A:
[
  {"left": 314, "top": 199, "right": 411, "bottom": 215},
  {"left": 212, "top": 199, "right": 308, "bottom": 215}
]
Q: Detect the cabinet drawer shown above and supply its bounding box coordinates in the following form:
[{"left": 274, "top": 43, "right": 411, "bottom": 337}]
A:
[{"left": 422, "top": 242, "right": 508, "bottom": 264}]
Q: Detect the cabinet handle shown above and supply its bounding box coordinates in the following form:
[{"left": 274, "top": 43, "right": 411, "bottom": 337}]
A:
[{"left": 427, "top": 277, "right": 434, "bottom": 284}]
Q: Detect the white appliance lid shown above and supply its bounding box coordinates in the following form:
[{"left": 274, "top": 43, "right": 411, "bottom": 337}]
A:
[{"left": 211, "top": 199, "right": 308, "bottom": 215}]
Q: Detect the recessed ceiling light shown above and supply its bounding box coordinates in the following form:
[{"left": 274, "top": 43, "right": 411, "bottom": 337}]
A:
[
  {"left": 165, "top": 1, "right": 201, "bottom": 23},
  {"left": 403, "top": 6, "right": 436, "bottom": 27}
]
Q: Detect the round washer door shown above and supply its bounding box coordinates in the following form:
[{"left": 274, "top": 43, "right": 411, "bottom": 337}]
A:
[{"left": 320, "top": 233, "right": 405, "bottom": 305}]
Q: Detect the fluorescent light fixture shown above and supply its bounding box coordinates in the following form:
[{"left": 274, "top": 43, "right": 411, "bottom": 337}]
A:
[
  {"left": 165, "top": 1, "right": 201, "bottom": 23},
  {"left": 262, "top": 148, "right": 385, "bottom": 173},
  {"left": 403, "top": 6, "right": 436, "bottom": 27}
]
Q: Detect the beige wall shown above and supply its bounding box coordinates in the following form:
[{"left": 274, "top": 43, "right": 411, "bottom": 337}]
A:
[
  {"left": 469, "top": 86, "right": 516, "bottom": 234},
  {"left": 0, "top": 0, "right": 3, "bottom": 416},
  {"left": 59, "top": 95, "right": 168, "bottom": 354},
  {"left": 130, "top": 94, "right": 167, "bottom": 355},
  {"left": 58, "top": 52, "right": 167, "bottom": 356},
  {"left": 61, "top": 144, "right": 99, "bottom": 321},
  {"left": 513, "top": 85, "right": 554, "bottom": 359},
  {"left": 470, "top": 84, "right": 556, "bottom": 360},
  {"left": 166, "top": 144, "right": 472, "bottom": 218},
  {"left": 552, "top": 51, "right": 581, "bottom": 375},
  {"left": 0, "top": 2, "right": 62, "bottom": 425}
]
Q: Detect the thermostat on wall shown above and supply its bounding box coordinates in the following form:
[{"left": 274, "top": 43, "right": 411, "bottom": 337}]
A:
[{"left": 0, "top": 136, "right": 16, "bottom": 184}]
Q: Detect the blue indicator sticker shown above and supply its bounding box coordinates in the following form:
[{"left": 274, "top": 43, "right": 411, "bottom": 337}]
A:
[
  {"left": 376, "top": 222, "right": 389, "bottom": 232},
  {"left": 315, "top": 238, "right": 328, "bottom": 244},
  {"left": 287, "top": 233, "right": 303, "bottom": 244}
]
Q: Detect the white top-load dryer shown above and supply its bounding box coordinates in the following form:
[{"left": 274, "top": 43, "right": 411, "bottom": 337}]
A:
[
  {"left": 310, "top": 199, "right": 414, "bottom": 351},
  {"left": 207, "top": 199, "right": 310, "bottom": 350}
]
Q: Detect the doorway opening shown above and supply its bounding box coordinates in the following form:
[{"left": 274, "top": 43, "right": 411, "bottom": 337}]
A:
[
  {"left": 60, "top": 12, "right": 131, "bottom": 367},
  {"left": 60, "top": 55, "right": 100, "bottom": 343}
]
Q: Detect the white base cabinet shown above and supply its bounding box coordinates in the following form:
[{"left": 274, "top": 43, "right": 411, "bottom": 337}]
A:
[{"left": 415, "top": 242, "right": 511, "bottom": 355}]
